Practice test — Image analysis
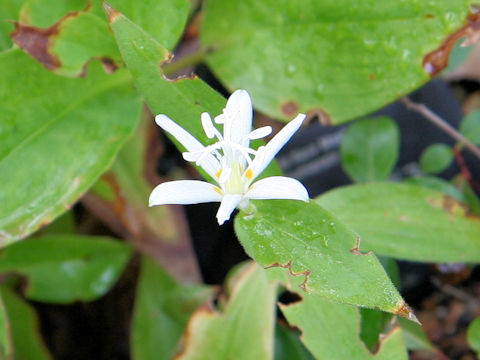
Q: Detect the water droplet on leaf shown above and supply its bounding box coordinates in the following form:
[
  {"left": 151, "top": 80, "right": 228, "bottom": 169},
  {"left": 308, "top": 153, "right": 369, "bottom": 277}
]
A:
[
  {"left": 328, "top": 222, "right": 337, "bottom": 233},
  {"left": 286, "top": 64, "right": 297, "bottom": 77}
]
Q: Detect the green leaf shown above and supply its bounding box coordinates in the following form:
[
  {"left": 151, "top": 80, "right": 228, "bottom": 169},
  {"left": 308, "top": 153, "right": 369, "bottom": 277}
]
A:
[
  {"left": 460, "top": 110, "right": 480, "bottom": 145},
  {"left": 0, "top": 235, "right": 132, "bottom": 303},
  {"left": 0, "top": 0, "right": 23, "bottom": 52},
  {"left": 0, "top": 292, "right": 12, "bottom": 359},
  {"left": 341, "top": 116, "right": 399, "bottom": 183},
  {"left": 105, "top": 4, "right": 281, "bottom": 181},
  {"left": 131, "top": 256, "right": 213, "bottom": 360},
  {"left": 359, "top": 257, "right": 400, "bottom": 351},
  {"left": 0, "top": 49, "right": 141, "bottom": 244},
  {"left": 175, "top": 262, "right": 277, "bottom": 360},
  {"left": 360, "top": 309, "right": 394, "bottom": 352},
  {"left": 0, "top": 285, "right": 52, "bottom": 360},
  {"left": 275, "top": 324, "right": 314, "bottom": 360},
  {"left": 235, "top": 200, "right": 411, "bottom": 317},
  {"left": 19, "top": 0, "right": 86, "bottom": 26},
  {"left": 281, "top": 294, "right": 408, "bottom": 359},
  {"left": 15, "top": 0, "right": 189, "bottom": 76},
  {"left": 406, "top": 176, "right": 465, "bottom": 202},
  {"left": 317, "top": 182, "right": 480, "bottom": 262},
  {"left": 398, "top": 317, "right": 435, "bottom": 352},
  {"left": 407, "top": 175, "right": 480, "bottom": 215},
  {"left": 379, "top": 257, "right": 401, "bottom": 289},
  {"left": 201, "top": 0, "right": 473, "bottom": 123},
  {"left": 21, "top": 0, "right": 189, "bottom": 49},
  {"left": 420, "top": 143, "right": 453, "bottom": 174},
  {"left": 38, "top": 210, "right": 76, "bottom": 236},
  {"left": 468, "top": 317, "right": 480, "bottom": 354}
]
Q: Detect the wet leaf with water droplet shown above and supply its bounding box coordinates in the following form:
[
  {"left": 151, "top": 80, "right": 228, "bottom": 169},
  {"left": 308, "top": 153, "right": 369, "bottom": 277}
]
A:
[
  {"left": 318, "top": 182, "right": 480, "bottom": 262},
  {"left": 201, "top": 0, "right": 474, "bottom": 123},
  {"left": 235, "top": 200, "right": 408, "bottom": 315}
]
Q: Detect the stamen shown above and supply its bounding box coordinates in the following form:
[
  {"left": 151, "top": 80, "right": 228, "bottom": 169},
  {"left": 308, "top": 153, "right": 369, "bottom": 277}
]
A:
[
  {"left": 195, "top": 140, "right": 255, "bottom": 167},
  {"left": 218, "top": 167, "right": 232, "bottom": 184},
  {"left": 201, "top": 113, "right": 223, "bottom": 140},
  {"left": 248, "top": 126, "right": 272, "bottom": 140}
]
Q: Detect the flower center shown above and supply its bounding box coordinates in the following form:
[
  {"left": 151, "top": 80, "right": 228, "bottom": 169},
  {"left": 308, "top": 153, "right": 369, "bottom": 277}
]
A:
[{"left": 223, "top": 162, "right": 247, "bottom": 195}]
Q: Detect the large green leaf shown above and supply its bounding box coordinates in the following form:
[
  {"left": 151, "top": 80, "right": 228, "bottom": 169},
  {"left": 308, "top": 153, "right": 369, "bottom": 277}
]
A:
[
  {"left": 0, "top": 235, "right": 132, "bottom": 303},
  {"left": 317, "top": 183, "right": 480, "bottom": 262},
  {"left": 175, "top": 262, "right": 277, "bottom": 360},
  {"left": 131, "top": 257, "right": 213, "bottom": 360},
  {"left": 0, "top": 49, "right": 141, "bottom": 244},
  {"left": 105, "top": 4, "right": 281, "bottom": 181},
  {"left": 14, "top": 0, "right": 189, "bottom": 76},
  {"left": 341, "top": 116, "right": 399, "bottom": 183},
  {"left": 0, "top": 0, "right": 23, "bottom": 52},
  {"left": 201, "top": 0, "right": 473, "bottom": 123},
  {"left": 281, "top": 294, "right": 408, "bottom": 360},
  {"left": 0, "top": 285, "right": 52, "bottom": 360},
  {"left": 235, "top": 200, "right": 413, "bottom": 317}
]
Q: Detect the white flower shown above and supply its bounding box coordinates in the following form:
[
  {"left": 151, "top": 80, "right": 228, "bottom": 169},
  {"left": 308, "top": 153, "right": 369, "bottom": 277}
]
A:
[{"left": 149, "top": 89, "right": 309, "bottom": 225}]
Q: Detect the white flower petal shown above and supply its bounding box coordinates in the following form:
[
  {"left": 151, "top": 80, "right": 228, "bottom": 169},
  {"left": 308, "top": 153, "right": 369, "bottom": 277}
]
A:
[
  {"left": 149, "top": 180, "right": 222, "bottom": 206},
  {"left": 248, "top": 126, "right": 272, "bottom": 140},
  {"left": 224, "top": 90, "right": 253, "bottom": 147},
  {"left": 246, "top": 176, "right": 309, "bottom": 202},
  {"left": 249, "top": 113, "right": 305, "bottom": 179},
  {"left": 216, "top": 194, "right": 243, "bottom": 225},
  {"left": 155, "top": 114, "right": 221, "bottom": 179},
  {"left": 155, "top": 114, "right": 204, "bottom": 152}
]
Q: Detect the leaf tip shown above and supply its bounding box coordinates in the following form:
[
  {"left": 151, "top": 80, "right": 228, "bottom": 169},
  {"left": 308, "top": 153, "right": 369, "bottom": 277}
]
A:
[
  {"left": 102, "top": 2, "right": 121, "bottom": 23},
  {"left": 395, "top": 302, "right": 421, "bottom": 325}
]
